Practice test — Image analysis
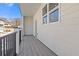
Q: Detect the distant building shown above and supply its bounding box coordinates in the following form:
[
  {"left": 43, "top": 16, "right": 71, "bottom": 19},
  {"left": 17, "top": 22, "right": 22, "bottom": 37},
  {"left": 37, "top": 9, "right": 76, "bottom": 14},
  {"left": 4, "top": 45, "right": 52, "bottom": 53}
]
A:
[{"left": 9, "top": 18, "right": 21, "bottom": 28}]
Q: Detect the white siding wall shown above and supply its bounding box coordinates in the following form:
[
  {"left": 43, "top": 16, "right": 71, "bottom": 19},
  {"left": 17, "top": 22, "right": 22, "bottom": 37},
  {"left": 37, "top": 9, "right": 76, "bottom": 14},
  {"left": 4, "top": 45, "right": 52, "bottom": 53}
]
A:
[{"left": 33, "top": 3, "right": 79, "bottom": 56}]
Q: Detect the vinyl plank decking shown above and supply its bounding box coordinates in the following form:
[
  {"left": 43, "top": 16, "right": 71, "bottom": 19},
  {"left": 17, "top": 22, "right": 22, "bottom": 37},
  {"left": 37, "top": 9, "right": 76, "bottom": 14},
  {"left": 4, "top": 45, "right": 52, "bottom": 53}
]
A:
[{"left": 18, "top": 36, "right": 57, "bottom": 56}]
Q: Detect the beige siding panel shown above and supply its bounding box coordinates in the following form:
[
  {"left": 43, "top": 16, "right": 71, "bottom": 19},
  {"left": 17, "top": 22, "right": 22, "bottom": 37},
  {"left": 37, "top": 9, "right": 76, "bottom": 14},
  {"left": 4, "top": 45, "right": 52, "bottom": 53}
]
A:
[{"left": 33, "top": 3, "right": 79, "bottom": 56}]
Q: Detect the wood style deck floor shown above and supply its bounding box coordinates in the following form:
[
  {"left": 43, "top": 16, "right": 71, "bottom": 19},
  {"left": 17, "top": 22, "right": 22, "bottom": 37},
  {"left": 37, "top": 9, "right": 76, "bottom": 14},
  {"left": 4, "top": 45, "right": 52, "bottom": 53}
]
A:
[{"left": 18, "top": 36, "right": 57, "bottom": 56}]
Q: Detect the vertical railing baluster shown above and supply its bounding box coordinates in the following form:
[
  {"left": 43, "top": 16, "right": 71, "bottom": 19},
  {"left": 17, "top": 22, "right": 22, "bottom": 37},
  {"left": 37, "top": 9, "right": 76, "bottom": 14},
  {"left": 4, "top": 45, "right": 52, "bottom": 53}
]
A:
[
  {"left": 4, "top": 36, "right": 7, "bottom": 56},
  {"left": 0, "top": 38, "right": 2, "bottom": 56},
  {"left": 6, "top": 36, "right": 8, "bottom": 56},
  {"left": 2, "top": 38, "right": 5, "bottom": 56},
  {"left": 2, "top": 38, "right": 3, "bottom": 56},
  {"left": 3, "top": 37, "right": 5, "bottom": 56},
  {"left": 4, "top": 35, "right": 8, "bottom": 56}
]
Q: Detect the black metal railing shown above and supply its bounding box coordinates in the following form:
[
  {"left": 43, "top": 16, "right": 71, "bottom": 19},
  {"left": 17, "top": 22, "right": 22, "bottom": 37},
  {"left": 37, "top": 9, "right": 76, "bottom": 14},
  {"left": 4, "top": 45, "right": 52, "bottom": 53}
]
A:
[{"left": 0, "top": 32, "right": 16, "bottom": 56}]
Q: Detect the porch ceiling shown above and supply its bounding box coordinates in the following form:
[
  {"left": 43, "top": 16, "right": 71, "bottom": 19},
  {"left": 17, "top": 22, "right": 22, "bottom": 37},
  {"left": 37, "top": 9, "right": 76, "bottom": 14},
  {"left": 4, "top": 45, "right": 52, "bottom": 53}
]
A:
[{"left": 19, "top": 3, "right": 41, "bottom": 16}]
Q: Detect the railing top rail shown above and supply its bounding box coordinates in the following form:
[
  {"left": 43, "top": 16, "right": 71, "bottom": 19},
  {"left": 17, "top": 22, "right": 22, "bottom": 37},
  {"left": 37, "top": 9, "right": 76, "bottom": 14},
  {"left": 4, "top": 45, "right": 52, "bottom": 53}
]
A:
[{"left": 0, "top": 31, "right": 17, "bottom": 39}]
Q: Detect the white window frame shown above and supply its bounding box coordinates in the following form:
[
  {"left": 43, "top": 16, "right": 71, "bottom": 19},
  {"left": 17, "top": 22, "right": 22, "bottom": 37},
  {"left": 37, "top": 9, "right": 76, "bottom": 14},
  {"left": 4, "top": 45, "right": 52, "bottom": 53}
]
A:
[{"left": 48, "top": 3, "right": 61, "bottom": 24}]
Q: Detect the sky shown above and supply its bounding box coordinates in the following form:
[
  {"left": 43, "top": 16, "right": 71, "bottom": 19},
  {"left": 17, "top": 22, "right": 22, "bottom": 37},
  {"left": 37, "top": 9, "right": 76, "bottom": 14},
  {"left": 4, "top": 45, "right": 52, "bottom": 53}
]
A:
[{"left": 0, "top": 3, "right": 21, "bottom": 19}]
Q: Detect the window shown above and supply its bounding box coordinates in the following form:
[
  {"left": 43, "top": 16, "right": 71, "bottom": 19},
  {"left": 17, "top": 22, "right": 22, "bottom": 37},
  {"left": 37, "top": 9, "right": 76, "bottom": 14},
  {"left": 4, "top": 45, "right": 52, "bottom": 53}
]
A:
[
  {"left": 42, "top": 3, "right": 59, "bottom": 24},
  {"left": 49, "top": 3, "right": 59, "bottom": 23},
  {"left": 43, "top": 15, "right": 47, "bottom": 24},
  {"left": 42, "top": 4, "right": 47, "bottom": 16},
  {"left": 42, "top": 4, "right": 48, "bottom": 24},
  {"left": 49, "top": 9, "right": 59, "bottom": 23}
]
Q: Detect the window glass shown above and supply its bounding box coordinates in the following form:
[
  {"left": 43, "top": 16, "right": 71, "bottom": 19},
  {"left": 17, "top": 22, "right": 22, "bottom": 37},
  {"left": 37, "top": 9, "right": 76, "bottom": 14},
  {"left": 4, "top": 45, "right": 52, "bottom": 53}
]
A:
[{"left": 49, "top": 9, "right": 59, "bottom": 22}]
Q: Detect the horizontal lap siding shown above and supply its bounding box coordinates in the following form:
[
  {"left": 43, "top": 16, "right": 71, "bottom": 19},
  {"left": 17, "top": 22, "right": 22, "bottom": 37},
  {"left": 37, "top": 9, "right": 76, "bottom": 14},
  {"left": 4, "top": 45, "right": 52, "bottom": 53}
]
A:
[{"left": 33, "top": 3, "right": 79, "bottom": 56}]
